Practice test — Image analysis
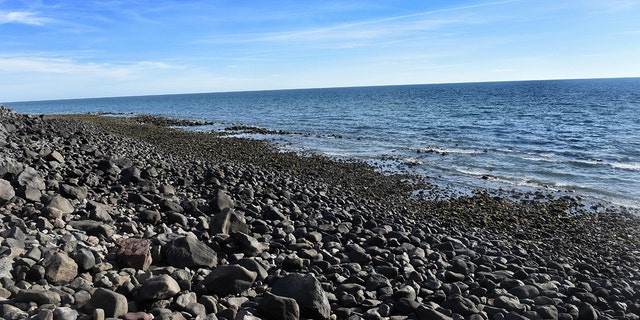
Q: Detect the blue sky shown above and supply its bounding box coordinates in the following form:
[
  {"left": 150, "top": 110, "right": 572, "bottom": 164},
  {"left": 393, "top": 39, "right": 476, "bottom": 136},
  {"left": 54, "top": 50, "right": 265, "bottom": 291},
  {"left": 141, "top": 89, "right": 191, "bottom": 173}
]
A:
[{"left": 1, "top": 0, "right": 639, "bottom": 101}]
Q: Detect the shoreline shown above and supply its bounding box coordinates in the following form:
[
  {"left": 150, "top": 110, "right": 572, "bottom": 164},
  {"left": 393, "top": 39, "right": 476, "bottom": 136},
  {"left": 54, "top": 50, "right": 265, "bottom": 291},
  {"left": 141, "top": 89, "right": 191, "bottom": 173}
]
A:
[{"left": 1, "top": 107, "right": 640, "bottom": 319}]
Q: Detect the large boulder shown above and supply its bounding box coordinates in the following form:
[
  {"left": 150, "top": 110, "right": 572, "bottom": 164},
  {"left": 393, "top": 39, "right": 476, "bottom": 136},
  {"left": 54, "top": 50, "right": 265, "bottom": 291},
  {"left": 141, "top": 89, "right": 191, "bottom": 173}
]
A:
[
  {"left": 271, "top": 273, "right": 331, "bottom": 320},
  {"left": 210, "top": 208, "right": 249, "bottom": 235},
  {"left": 258, "top": 292, "right": 300, "bottom": 320}
]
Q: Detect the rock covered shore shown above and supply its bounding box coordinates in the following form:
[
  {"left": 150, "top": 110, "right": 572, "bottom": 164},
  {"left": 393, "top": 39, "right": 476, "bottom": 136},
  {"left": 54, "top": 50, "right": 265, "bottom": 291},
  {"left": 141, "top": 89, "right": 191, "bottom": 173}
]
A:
[{"left": 0, "top": 105, "right": 639, "bottom": 320}]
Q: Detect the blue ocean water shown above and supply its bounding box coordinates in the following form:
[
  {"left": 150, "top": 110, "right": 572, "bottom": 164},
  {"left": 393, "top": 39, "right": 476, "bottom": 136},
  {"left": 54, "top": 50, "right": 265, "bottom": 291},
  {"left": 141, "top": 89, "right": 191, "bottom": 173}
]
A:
[{"left": 6, "top": 78, "right": 640, "bottom": 210}]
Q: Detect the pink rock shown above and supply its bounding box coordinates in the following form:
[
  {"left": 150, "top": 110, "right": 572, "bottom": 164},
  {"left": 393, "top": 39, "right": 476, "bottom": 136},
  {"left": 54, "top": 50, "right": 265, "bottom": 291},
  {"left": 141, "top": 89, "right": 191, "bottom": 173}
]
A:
[{"left": 116, "top": 238, "right": 152, "bottom": 270}]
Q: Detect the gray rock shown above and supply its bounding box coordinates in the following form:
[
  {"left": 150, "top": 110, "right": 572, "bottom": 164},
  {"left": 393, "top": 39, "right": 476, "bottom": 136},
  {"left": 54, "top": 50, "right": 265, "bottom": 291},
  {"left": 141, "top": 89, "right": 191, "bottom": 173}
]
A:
[
  {"left": 14, "top": 166, "right": 45, "bottom": 190},
  {"left": 493, "top": 295, "right": 526, "bottom": 312},
  {"left": 163, "top": 234, "right": 217, "bottom": 268},
  {"left": 61, "top": 184, "right": 88, "bottom": 201},
  {"left": 17, "top": 185, "right": 41, "bottom": 202},
  {"left": 86, "top": 200, "right": 114, "bottom": 222},
  {"left": 136, "top": 274, "right": 181, "bottom": 302},
  {"left": 233, "top": 258, "right": 269, "bottom": 281},
  {"left": 53, "top": 307, "right": 79, "bottom": 320},
  {"left": 14, "top": 289, "right": 62, "bottom": 305},
  {"left": 259, "top": 292, "right": 300, "bottom": 320},
  {"left": 74, "top": 248, "right": 96, "bottom": 271},
  {"left": 272, "top": 273, "right": 331, "bottom": 320},
  {"left": 46, "top": 194, "right": 75, "bottom": 215},
  {"left": 232, "top": 232, "right": 267, "bottom": 257},
  {"left": 87, "top": 288, "right": 128, "bottom": 318},
  {"left": 202, "top": 265, "right": 257, "bottom": 297},
  {"left": 0, "top": 178, "right": 15, "bottom": 205},
  {"left": 68, "top": 220, "right": 115, "bottom": 237}
]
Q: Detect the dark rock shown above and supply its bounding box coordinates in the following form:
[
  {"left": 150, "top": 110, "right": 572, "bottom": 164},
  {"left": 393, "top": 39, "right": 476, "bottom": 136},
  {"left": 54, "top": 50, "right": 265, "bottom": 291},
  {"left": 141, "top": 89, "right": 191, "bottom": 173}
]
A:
[
  {"left": 232, "top": 258, "right": 269, "bottom": 281},
  {"left": 163, "top": 234, "right": 217, "bottom": 268},
  {"left": 442, "top": 295, "right": 479, "bottom": 316},
  {"left": 210, "top": 208, "right": 249, "bottom": 235},
  {"left": 510, "top": 285, "right": 540, "bottom": 299},
  {"left": 86, "top": 200, "right": 114, "bottom": 222},
  {"left": 16, "top": 185, "right": 41, "bottom": 202},
  {"left": 210, "top": 189, "right": 234, "bottom": 213},
  {"left": 578, "top": 303, "right": 598, "bottom": 320},
  {"left": 116, "top": 238, "right": 152, "bottom": 270},
  {"left": 139, "top": 209, "right": 161, "bottom": 224},
  {"left": 272, "top": 273, "right": 331, "bottom": 320},
  {"left": 86, "top": 288, "right": 128, "bottom": 318},
  {"left": 231, "top": 232, "right": 266, "bottom": 257},
  {"left": 201, "top": 265, "right": 257, "bottom": 297},
  {"left": 416, "top": 305, "right": 453, "bottom": 320},
  {"left": 258, "top": 292, "right": 300, "bottom": 320}
]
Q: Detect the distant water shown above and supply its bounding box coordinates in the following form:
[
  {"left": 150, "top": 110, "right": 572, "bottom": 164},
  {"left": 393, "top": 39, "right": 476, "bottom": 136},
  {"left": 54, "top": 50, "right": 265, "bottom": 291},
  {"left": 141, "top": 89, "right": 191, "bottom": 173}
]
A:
[{"left": 7, "top": 78, "right": 640, "bottom": 210}]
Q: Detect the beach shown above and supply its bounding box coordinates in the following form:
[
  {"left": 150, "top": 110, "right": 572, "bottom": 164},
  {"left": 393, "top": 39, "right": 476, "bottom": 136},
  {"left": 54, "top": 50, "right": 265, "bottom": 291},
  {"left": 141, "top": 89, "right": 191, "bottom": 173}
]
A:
[{"left": 1, "top": 105, "right": 639, "bottom": 319}]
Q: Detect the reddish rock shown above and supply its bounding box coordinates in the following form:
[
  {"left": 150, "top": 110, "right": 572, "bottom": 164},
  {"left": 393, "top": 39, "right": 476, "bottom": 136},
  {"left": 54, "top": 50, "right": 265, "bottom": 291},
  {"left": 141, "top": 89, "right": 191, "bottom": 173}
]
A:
[
  {"left": 116, "top": 238, "right": 152, "bottom": 270},
  {"left": 43, "top": 252, "right": 78, "bottom": 284}
]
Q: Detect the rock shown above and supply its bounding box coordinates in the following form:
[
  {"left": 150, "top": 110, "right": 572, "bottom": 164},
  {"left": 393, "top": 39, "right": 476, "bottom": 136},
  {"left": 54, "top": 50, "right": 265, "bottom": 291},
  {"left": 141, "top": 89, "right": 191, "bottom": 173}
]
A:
[
  {"left": 86, "top": 288, "right": 128, "bottom": 318},
  {"left": 233, "top": 258, "right": 269, "bottom": 281},
  {"left": 210, "top": 208, "right": 249, "bottom": 235},
  {"left": 86, "top": 200, "right": 114, "bottom": 222},
  {"left": 442, "top": 295, "right": 479, "bottom": 316},
  {"left": 14, "top": 166, "right": 46, "bottom": 190},
  {"left": 74, "top": 248, "right": 96, "bottom": 271},
  {"left": 0, "top": 256, "right": 13, "bottom": 278},
  {"left": 272, "top": 273, "right": 331, "bottom": 320},
  {"left": 578, "top": 303, "right": 598, "bottom": 320},
  {"left": 0, "top": 178, "right": 15, "bottom": 205},
  {"left": 61, "top": 184, "right": 88, "bottom": 201},
  {"left": 510, "top": 284, "right": 540, "bottom": 299},
  {"left": 202, "top": 265, "right": 257, "bottom": 297},
  {"left": 17, "top": 185, "right": 41, "bottom": 202},
  {"left": 53, "top": 307, "right": 78, "bottom": 320},
  {"left": 136, "top": 274, "right": 181, "bottom": 302},
  {"left": 14, "top": 289, "right": 62, "bottom": 305},
  {"left": 416, "top": 305, "right": 453, "bottom": 320},
  {"left": 210, "top": 189, "right": 234, "bottom": 213},
  {"left": 68, "top": 220, "right": 115, "bottom": 237},
  {"left": 139, "top": 209, "right": 161, "bottom": 224},
  {"left": 258, "top": 292, "right": 300, "bottom": 320},
  {"left": 116, "top": 238, "right": 152, "bottom": 270},
  {"left": 493, "top": 295, "right": 526, "bottom": 312},
  {"left": 46, "top": 150, "right": 65, "bottom": 163},
  {"left": 232, "top": 232, "right": 267, "bottom": 256},
  {"left": 121, "top": 312, "right": 154, "bottom": 320},
  {"left": 163, "top": 234, "right": 217, "bottom": 268},
  {"left": 43, "top": 251, "right": 78, "bottom": 284},
  {"left": 46, "top": 194, "right": 75, "bottom": 215}
]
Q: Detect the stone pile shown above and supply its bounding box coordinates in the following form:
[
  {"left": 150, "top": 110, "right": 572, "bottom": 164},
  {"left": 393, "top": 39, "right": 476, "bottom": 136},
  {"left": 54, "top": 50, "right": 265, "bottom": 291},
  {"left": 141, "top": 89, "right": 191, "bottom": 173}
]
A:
[{"left": 0, "top": 105, "right": 639, "bottom": 320}]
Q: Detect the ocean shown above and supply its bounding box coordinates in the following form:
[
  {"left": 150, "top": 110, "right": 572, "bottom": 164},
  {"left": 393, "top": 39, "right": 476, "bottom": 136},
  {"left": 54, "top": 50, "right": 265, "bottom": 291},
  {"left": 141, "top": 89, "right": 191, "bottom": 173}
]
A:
[{"left": 6, "top": 78, "right": 640, "bottom": 211}]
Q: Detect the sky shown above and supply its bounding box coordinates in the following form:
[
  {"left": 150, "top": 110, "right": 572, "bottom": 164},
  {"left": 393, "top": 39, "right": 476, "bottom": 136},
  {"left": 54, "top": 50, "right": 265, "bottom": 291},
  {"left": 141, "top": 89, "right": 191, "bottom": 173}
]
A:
[{"left": 1, "top": 0, "right": 639, "bottom": 102}]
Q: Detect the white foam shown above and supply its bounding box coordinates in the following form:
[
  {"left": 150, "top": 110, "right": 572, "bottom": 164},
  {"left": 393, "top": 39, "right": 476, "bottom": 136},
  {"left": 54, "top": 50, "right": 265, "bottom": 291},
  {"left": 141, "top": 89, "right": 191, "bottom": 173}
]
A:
[{"left": 610, "top": 162, "right": 640, "bottom": 170}]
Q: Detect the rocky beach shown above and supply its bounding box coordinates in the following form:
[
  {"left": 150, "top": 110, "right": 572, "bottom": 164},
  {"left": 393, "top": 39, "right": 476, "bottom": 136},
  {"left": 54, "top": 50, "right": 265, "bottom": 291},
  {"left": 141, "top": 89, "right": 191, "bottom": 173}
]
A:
[{"left": 1, "top": 104, "right": 639, "bottom": 320}]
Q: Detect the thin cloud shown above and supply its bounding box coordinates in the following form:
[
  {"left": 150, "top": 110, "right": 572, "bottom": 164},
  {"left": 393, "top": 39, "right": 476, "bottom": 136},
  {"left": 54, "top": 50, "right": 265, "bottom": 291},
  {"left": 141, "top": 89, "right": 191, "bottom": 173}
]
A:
[
  {"left": 0, "top": 56, "right": 182, "bottom": 78},
  {"left": 0, "top": 11, "right": 53, "bottom": 26}
]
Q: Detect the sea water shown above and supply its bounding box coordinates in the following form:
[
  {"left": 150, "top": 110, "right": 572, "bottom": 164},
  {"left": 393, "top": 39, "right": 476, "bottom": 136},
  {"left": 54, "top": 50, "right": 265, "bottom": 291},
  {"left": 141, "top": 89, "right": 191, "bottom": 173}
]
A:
[{"left": 6, "top": 78, "right": 640, "bottom": 210}]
